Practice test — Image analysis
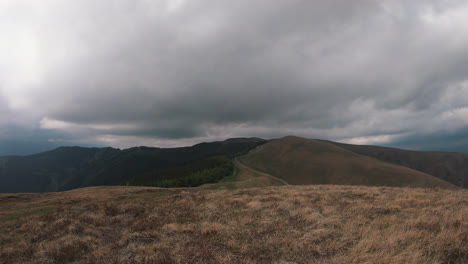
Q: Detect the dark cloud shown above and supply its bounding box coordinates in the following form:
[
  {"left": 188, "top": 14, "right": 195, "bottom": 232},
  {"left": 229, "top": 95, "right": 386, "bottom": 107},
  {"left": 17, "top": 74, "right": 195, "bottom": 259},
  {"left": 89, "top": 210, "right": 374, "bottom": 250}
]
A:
[
  {"left": 1, "top": 0, "right": 468, "bottom": 152},
  {"left": 385, "top": 126, "right": 468, "bottom": 153},
  {"left": 0, "top": 124, "right": 104, "bottom": 155}
]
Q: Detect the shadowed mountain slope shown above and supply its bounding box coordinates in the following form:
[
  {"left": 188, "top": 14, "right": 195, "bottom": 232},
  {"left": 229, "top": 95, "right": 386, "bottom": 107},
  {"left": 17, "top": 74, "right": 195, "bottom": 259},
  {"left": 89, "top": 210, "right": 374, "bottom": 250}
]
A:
[
  {"left": 0, "top": 138, "right": 266, "bottom": 193},
  {"left": 329, "top": 141, "right": 468, "bottom": 188},
  {"left": 239, "top": 136, "right": 456, "bottom": 189}
]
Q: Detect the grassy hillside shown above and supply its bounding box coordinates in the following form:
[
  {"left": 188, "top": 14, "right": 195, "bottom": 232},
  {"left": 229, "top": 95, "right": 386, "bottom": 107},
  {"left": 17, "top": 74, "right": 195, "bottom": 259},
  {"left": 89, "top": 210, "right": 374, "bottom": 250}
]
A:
[
  {"left": 1, "top": 185, "right": 466, "bottom": 263},
  {"left": 0, "top": 138, "right": 266, "bottom": 193},
  {"left": 330, "top": 141, "right": 468, "bottom": 188},
  {"left": 210, "top": 158, "right": 288, "bottom": 190},
  {"left": 239, "top": 136, "right": 456, "bottom": 189}
]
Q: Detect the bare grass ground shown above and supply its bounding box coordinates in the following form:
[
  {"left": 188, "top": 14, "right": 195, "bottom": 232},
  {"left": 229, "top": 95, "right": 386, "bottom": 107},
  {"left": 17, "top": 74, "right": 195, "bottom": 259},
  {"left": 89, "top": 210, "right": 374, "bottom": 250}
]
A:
[{"left": 1, "top": 185, "right": 467, "bottom": 263}]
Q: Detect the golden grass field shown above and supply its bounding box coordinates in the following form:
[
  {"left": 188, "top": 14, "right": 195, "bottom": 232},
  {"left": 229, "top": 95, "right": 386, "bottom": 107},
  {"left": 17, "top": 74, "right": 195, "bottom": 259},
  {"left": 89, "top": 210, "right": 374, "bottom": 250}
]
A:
[{"left": 1, "top": 183, "right": 467, "bottom": 264}]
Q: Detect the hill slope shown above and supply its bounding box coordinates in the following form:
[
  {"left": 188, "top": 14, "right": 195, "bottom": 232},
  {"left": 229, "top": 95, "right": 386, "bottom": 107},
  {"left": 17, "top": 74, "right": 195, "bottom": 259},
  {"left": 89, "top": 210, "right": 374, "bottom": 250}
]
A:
[
  {"left": 0, "top": 138, "right": 266, "bottom": 193},
  {"left": 329, "top": 141, "right": 468, "bottom": 188},
  {"left": 239, "top": 136, "right": 455, "bottom": 188}
]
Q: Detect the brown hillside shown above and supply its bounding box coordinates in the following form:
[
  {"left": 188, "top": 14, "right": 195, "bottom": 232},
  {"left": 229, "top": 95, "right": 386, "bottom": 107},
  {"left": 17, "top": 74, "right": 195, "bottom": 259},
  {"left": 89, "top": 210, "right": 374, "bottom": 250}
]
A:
[
  {"left": 330, "top": 141, "right": 468, "bottom": 188},
  {"left": 239, "top": 136, "right": 456, "bottom": 188}
]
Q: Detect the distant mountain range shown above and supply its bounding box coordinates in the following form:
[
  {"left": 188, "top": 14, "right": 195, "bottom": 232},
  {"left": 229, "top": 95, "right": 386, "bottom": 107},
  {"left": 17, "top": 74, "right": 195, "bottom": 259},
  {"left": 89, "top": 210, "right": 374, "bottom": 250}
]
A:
[{"left": 1, "top": 136, "right": 467, "bottom": 193}]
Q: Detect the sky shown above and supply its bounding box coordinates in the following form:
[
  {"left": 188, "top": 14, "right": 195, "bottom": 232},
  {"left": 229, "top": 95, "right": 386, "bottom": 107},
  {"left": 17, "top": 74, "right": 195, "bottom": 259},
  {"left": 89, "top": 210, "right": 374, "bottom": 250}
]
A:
[{"left": 1, "top": 0, "right": 468, "bottom": 155}]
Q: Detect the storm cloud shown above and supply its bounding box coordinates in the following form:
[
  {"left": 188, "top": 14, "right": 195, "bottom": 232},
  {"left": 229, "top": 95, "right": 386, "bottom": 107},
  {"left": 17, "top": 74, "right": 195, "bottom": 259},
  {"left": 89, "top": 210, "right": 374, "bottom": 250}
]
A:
[{"left": 1, "top": 0, "right": 468, "bottom": 152}]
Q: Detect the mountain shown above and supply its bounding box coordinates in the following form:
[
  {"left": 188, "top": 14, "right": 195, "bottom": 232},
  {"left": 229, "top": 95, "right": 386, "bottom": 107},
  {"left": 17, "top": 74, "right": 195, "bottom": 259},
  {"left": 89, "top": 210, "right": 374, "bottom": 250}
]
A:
[
  {"left": 0, "top": 138, "right": 266, "bottom": 193},
  {"left": 239, "top": 136, "right": 456, "bottom": 189},
  {"left": 2, "top": 135, "right": 463, "bottom": 193},
  {"left": 329, "top": 141, "right": 468, "bottom": 188}
]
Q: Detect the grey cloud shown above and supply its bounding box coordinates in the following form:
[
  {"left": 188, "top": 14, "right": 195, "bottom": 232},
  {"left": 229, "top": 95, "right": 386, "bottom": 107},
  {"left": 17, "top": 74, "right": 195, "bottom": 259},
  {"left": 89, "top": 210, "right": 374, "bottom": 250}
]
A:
[
  {"left": 1, "top": 0, "right": 468, "bottom": 151},
  {"left": 386, "top": 126, "right": 468, "bottom": 153},
  {"left": 0, "top": 123, "right": 104, "bottom": 155}
]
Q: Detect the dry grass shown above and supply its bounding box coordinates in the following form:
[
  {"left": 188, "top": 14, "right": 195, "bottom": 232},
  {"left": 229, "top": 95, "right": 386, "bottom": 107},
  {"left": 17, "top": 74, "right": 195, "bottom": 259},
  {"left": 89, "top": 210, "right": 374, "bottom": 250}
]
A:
[{"left": 0, "top": 185, "right": 467, "bottom": 263}]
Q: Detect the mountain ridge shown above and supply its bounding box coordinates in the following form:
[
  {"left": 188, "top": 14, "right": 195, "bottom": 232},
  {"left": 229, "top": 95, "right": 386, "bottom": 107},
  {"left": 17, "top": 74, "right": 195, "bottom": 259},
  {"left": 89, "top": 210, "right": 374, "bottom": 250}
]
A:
[
  {"left": 2, "top": 135, "right": 467, "bottom": 193},
  {"left": 0, "top": 137, "right": 267, "bottom": 193}
]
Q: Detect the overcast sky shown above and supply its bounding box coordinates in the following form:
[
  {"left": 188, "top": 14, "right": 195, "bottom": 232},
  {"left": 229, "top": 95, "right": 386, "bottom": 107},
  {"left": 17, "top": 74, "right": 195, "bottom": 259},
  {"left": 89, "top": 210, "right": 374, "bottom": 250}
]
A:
[{"left": 1, "top": 0, "right": 468, "bottom": 154}]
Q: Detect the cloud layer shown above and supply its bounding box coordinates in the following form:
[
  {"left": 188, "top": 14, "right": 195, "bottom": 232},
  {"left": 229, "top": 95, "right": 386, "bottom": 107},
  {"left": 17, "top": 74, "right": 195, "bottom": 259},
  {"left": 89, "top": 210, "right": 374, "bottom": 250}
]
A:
[{"left": 1, "top": 0, "right": 468, "bottom": 152}]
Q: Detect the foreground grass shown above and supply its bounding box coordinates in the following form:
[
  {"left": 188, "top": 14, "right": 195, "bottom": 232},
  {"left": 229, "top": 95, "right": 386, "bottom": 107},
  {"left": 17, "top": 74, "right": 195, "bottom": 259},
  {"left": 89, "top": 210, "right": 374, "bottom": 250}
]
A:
[{"left": 0, "top": 185, "right": 467, "bottom": 263}]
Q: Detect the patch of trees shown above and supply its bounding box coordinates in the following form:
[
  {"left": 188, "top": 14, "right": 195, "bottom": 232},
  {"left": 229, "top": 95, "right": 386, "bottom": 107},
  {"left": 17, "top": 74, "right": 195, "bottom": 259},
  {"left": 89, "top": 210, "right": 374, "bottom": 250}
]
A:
[{"left": 129, "top": 156, "right": 233, "bottom": 188}]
